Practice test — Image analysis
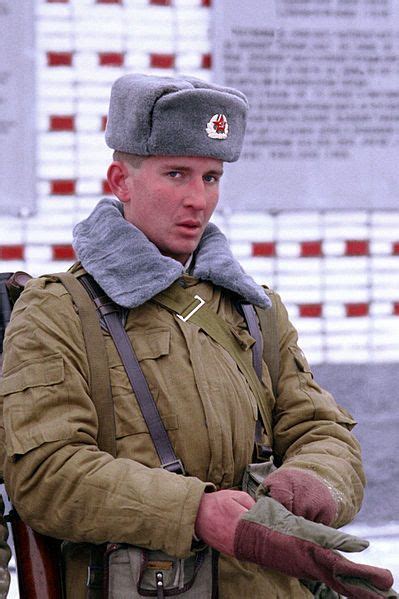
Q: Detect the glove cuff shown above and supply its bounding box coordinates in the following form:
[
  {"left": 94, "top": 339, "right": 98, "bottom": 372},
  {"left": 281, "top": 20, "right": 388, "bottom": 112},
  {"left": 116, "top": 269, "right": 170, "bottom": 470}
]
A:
[{"left": 263, "top": 467, "right": 338, "bottom": 525}]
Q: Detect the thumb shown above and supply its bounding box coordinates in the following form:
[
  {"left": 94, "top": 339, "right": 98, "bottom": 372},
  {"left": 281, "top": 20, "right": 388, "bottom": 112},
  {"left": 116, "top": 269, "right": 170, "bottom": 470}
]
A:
[{"left": 232, "top": 491, "right": 256, "bottom": 512}]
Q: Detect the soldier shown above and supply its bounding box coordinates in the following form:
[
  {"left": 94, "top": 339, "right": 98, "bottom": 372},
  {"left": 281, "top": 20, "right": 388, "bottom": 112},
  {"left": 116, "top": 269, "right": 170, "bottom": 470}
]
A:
[{"left": 0, "top": 74, "right": 394, "bottom": 598}]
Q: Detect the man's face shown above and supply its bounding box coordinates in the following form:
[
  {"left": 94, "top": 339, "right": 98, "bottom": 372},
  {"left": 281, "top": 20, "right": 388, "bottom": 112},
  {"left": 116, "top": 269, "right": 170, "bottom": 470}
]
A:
[{"left": 121, "top": 155, "right": 223, "bottom": 264}]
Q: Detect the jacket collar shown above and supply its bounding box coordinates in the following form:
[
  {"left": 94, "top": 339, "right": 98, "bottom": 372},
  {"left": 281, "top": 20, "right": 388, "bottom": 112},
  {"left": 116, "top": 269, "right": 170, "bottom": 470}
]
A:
[{"left": 73, "top": 198, "right": 270, "bottom": 310}]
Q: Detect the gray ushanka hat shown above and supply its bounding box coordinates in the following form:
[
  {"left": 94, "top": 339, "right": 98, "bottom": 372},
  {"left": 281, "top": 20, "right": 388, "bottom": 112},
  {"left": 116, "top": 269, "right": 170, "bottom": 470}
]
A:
[{"left": 105, "top": 73, "right": 249, "bottom": 162}]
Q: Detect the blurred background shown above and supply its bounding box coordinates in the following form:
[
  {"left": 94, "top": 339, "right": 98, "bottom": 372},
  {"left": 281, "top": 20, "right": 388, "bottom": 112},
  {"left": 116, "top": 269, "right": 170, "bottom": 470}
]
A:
[{"left": 1, "top": 0, "right": 398, "bottom": 595}]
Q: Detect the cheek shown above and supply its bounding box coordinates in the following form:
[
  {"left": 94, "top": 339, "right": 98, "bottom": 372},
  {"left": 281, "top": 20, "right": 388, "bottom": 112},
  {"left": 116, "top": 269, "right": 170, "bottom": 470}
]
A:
[{"left": 206, "top": 192, "right": 219, "bottom": 215}]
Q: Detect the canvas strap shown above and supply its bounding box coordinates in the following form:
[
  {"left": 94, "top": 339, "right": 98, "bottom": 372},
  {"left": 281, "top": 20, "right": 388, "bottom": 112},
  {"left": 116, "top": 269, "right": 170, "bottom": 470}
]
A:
[
  {"left": 153, "top": 282, "right": 273, "bottom": 441},
  {"left": 48, "top": 273, "right": 114, "bottom": 599},
  {"left": 241, "top": 296, "right": 279, "bottom": 461},
  {"left": 78, "top": 274, "right": 184, "bottom": 476},
  {"left": 54, "top": 272, "right": 117, "bottom": 460},
  {"left": 255, "top": 290, "right": 280, "bottom": 398}
]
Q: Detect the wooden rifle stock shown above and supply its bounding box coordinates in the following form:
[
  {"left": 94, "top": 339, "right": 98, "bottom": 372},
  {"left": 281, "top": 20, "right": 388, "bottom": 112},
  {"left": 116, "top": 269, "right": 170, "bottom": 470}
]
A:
[{"left": 9, "top": 510, "right": 63, "bottom": 598}]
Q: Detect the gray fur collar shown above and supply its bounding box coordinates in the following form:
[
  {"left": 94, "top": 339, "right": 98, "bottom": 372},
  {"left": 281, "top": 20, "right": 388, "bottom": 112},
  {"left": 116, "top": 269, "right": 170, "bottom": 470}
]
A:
[{"left": 73, "top": 198, "right": 270, "bottom": 310}]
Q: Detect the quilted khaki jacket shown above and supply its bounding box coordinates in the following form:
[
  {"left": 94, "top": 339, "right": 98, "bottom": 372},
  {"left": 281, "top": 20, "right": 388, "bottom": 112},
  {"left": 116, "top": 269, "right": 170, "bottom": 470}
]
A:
[{"left": 0, "top": 272, "right": 365, "bottom": 598}]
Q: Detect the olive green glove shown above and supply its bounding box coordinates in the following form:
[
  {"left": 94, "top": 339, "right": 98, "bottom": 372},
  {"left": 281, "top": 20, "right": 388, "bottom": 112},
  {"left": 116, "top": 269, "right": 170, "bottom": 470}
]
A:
[{"left": 234, "top": 494, "right": 397, "bottom": 599}]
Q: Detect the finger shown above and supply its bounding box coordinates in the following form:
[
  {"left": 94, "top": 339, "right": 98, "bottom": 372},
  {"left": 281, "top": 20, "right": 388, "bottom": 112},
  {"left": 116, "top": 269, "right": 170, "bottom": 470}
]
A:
[
  {"left": 232, "top": 491, "right": 256, "bottom": 510},
  {"left": 335, "top": 556, "right": 394, "bottom": 592}
]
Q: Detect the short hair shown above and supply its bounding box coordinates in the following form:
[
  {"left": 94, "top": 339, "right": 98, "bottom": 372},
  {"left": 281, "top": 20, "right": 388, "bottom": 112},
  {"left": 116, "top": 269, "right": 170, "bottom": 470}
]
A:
[{"left": 112, "top": 151, "right": 144, "bottom": 170}]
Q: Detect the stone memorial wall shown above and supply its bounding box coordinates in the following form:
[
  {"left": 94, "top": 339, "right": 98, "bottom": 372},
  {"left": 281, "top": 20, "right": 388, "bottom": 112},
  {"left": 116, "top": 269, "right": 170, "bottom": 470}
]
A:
[
  {"left": 213, "top": 0, "right": 399, "bottom": 209},
  {"left": 0, "top": 0, "right": 36, "bottom": 216}
]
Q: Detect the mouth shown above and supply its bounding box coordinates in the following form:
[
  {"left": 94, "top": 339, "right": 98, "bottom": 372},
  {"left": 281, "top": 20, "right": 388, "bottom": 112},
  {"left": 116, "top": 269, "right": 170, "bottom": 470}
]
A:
[
  {"left": 175, "top": 222, "right": 203, "bottom": 239},
  {"left": 176, "top": 220, "right": 203, "bottom": 234},
  {"left": 177, "top": 220, "right": 202, "bottom": 228}
]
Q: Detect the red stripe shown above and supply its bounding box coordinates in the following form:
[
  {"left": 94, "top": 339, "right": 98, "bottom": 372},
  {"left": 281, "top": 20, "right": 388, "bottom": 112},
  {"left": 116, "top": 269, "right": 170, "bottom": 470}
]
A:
[
  {"left": 99, "top": 52, "right": 124, "bottom": 67},
  {"left": 0, "top": 246, "right": 24, "bottom": 260},
  {"left": 96, "top": 0, "right": 122, "bottom": 3},
  {"left": 300, "top": 241, "right": 323, "bottom": 257},
  {"left": 47, "top": 0, "right": 69, "bottom": 3},
  {"left": 393, "top": 303, "right": 399, "bottom": 316},
  {"left": 202, "top": 0, "right": 212, "bottom": 5},
  {"left": 47, "top": 52, "right": 73, "bottom": 67},
  {"left": 345, "top": 240, "right": 369, "bottom": 256},
  {"left": 201, "top": 53, "right": 212, "bottom": 69},
  {"left": 52, "top": 245, "right": 76, "bottom": 261},
  {"left": 346, "top": 303, "right": 369, "bottom": 317},
  {"left": 392, "top": 242, "right": 399, "bottom": 256},
  {"left": 252, "top": 242, "right": 276, "bottom": 257},
  {"left": 49, "top": 115, "right": 75, "bottom": 132},
  {"left": 149, "top": 0, "right": 171, "bottom": 4},
  {"left": 51, "top": 180, "right": 76, "bottom": 195},
  {"left": 150, "top": 53, "right": 175, "bottom": 69},
  {"left": 299, "top": 304, "right": 322, "bottom": 318},
  {"left": 102, "top": 180, "right": 112, "bottom": 195}
]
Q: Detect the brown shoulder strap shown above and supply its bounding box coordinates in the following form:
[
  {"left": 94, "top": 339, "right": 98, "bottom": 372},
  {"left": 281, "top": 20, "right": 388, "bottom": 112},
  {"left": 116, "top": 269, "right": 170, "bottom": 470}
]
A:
[
  {"left": 78, "top": 274, "right": 184, "bottom": 475},
  {"left": 54, "top": 272, "right": 117, "bottom": 458}
]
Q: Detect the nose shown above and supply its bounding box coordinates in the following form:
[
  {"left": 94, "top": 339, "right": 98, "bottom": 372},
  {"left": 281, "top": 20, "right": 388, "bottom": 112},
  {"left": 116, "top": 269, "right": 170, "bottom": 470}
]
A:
[{"left": 183, "top": 178, "right": 207, "bottom": 210}]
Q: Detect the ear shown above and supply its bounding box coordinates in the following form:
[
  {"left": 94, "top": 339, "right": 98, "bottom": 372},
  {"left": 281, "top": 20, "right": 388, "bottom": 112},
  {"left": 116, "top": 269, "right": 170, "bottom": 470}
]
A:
[{"left": 106, "top": 161, "right": 131, "bottom": 202}]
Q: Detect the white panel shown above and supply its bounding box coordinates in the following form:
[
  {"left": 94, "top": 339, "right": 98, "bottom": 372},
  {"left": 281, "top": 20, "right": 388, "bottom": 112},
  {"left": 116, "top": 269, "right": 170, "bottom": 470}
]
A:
[
  {"left": 277, "top": 274, "right": 320, "bottom": 289},
  {"left": 293, "top": 320, "right": 323, "bottom": 334},
  {"left": 324, "top": 212, "right": 369, "bottom": 225},
  {"left": 37, "top": 36, "right": 74, "bottom": 52},
  {"left": 275, "top": 288, "right": 322, "bottom": 302},
  {"left": 370, "top": 303, "right": 394, "bottom": 316},
  {"left": 0, "top": 219, "right": 24, "bottom": 244},
  {"left": 372, "top": 287, "right": 399, "bottom": 301},
  {"left": 325, "top": 272, "right": 370, "bottom": 287},
  {"left": 38, "top": 66, "right": 77, "bottom": 83},
  {"left": 36, "top": 5, "right": 71, "bottom": 18},
  {"left": 38, "top": 198, "right": 76, "bottom": 214},
  {"left": 323, "top": 241, "right": 346, "bottom": 256},
  {"left": 38, "top": 163, "right": 76, "bottom": 179},
  {"left": 372, "top": 212, "right": 399, "bottom": 226},
  {"left": 277, "top": 258, "right": 322, "bottom": 272},
  {"left": 370, "top": 240, "right": 393, "bottom": 254},
  {"left": 372, "top": 256, "right": 399, "bottom": 270},
  {"left": 229, "top": 227, "right": 274, "bottom": 242},
  {"left": 24, "top": 245, "right": 52, "bottom": 262},
  {"left": 0, "top": 260, "right": 25, "bottom": 272},
  {"left": 326, "top": 320, "right": 371, "bottom": 333},
  {"left": 327, "top": 349, "right": 371, "bottom": 362},
  {"left": 277, "top": 243, "right": 301, "bottom": 258},
  {"left": 230, "top": 242, "right": 252, "bottom": 257},
  {"left": 325, "top": 257, "right": 369, "bottom": 271},
  {"left": 37, "top": 20, "right": 73, "bottom": 37},
  {"left": 324, "top": 226, "right": 370, "bottom": 239},
  {"left": 77, "top": 180, "right": 102, "bottom": 195}
]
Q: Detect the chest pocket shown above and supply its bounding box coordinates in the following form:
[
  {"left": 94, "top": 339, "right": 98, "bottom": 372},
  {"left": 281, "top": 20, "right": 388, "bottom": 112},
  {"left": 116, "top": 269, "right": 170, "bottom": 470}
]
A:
[
  {"left": 108, "top": 329, "right": 178, "bottom": 439},
  {"left": 1, "top": 354, "right": 74, "bottom": 458}
]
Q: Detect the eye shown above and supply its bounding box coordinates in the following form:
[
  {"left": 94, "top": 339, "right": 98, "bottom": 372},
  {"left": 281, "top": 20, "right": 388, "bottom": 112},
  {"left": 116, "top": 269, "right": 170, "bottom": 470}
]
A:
[
  {"left": 167, "top": 171, "right": 182, "bottom": 179},
  {"left": 203, "top": 174, "right": 219, "bottom": 184}
]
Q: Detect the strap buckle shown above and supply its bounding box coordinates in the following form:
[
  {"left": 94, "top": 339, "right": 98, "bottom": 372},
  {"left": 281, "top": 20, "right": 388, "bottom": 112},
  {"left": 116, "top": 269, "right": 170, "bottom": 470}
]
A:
[
  {"left": 86, "top": 564, "right": 103, "bottom": 589},
  {"left": 162, "top": 459, "right": 186, "bottom": 475},
  {"left": 176, "top": 295, "right": 205, "bottom": 322},
  {"left": 254, "top": 443, "right": 274, "bottom": 463}
]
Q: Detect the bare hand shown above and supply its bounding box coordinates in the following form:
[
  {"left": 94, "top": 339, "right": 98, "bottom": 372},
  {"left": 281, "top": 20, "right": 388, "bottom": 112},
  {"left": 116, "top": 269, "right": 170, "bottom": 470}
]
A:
[{"left": 195, "top": 489, "right": 255, "bottom": 556}]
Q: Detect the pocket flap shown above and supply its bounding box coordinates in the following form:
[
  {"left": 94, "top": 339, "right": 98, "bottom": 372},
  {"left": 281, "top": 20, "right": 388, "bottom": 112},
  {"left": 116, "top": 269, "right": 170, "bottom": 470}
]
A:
[
  {"left": 1, "top": 354, "right": 64, "bottom": 395},
  {"left": 133, "top": 330, "right": 170, "bottom": 361},
  {"left": 288, "top": 346, "right": 312, "bottom": 374}
]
